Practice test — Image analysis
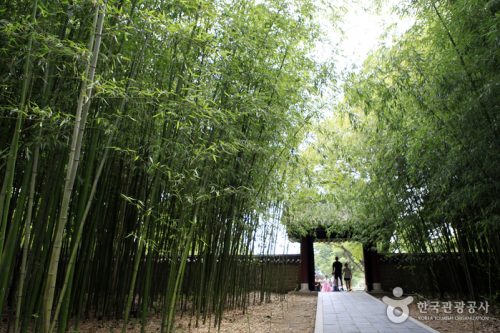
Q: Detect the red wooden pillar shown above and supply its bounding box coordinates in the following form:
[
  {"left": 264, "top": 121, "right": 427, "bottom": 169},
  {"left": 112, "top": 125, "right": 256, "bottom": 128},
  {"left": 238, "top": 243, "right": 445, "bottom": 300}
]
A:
[{"left": 299, "top": 236, "right": 315, "bottom": 291}]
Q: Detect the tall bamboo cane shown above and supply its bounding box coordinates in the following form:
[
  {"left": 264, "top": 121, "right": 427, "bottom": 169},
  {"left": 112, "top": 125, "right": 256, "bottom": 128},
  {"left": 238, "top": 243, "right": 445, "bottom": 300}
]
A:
[
  {"left": 41, "top": 2, "right": 107, "bottom": 332},
  {"left": 0, "top": 0, "right": 38, "bottom": 256}
]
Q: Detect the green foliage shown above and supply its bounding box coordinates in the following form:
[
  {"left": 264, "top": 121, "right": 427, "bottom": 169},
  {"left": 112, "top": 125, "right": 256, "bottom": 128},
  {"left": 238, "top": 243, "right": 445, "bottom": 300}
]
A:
[
  {"left": 283, "top": 0, "right": 500, "bottom": 298},
  {"left": 314, "top": 242, "right": 365, "bottom": 289},
  {"left": 0, "top": 0, "right": 321, "bottom": 330}
]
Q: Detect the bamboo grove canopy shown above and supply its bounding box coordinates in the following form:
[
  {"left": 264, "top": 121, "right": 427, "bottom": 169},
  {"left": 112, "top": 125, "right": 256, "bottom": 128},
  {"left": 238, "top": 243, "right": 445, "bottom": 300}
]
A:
[
  {"left": 1, "top": 0, "right": 500, "bottom": 332},
  {"left": 282, "top": 0, "right": 500, "bottom": 300},
  {"left": 0, "top": 0, "right": 320, "bottom": 332}
]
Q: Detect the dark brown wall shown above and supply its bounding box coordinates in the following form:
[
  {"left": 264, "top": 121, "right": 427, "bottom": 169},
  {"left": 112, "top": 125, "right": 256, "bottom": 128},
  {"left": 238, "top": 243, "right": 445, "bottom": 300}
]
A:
[
  {"left": 377, "top": 253, "right": 490, "bottom": 297},
  {"left": 181, "top": 254, "right": 302, "bottom": 294}
]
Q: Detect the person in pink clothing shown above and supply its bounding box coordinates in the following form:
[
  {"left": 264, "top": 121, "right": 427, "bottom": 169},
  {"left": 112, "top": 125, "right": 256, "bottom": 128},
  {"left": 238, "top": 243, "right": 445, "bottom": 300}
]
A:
[{"left": 321, "top": 276, "right": 332, "bottom": 292}]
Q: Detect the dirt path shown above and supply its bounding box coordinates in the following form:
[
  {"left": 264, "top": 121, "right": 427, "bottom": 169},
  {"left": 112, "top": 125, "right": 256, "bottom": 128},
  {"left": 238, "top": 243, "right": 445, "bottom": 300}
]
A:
[
  {"left": 69, "top": 293, "right": 317, "bottom": 333},
  {"left": 173, "top": 293, "right": 317, "bottom": 333}
]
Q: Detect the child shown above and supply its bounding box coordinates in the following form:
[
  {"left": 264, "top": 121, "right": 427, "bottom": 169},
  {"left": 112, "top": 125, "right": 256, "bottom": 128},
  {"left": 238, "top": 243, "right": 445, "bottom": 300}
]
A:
[
  {"left": 332, "top": 275, "right": 339, "bottom": 291},
  {"left": 321, "top": 275, "right": 332, "bottom": 292}
]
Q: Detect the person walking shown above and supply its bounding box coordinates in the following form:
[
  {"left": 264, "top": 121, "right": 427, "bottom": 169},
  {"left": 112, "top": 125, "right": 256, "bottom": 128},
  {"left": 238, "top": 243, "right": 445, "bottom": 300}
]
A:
[
  {"left": 332, "top": 256, "right": 343, "bottom": 290},
  {"left": 343, "top": 263, "right": 352, "bottom": 291}
]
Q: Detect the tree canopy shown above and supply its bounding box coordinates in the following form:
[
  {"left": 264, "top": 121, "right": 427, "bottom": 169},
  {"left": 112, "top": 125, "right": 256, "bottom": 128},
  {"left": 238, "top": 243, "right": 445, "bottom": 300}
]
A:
[{"left": 283, "top": 0, "right": 499, "bottom": 299}]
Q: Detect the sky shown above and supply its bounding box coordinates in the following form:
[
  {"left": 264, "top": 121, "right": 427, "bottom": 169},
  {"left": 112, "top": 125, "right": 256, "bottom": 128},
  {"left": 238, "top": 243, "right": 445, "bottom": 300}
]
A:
[
  {"left": 269, "top": 0, "right": 414, "bottom": 255},
  {"left": 313, "top": 0, "right": 414, "bottom": 70}
]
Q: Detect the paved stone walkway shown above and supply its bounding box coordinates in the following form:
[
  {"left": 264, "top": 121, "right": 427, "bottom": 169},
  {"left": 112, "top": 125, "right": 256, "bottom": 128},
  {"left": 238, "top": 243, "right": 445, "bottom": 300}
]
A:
[{"left": 315, "top": 291, "right": 439, "bottom": 333}]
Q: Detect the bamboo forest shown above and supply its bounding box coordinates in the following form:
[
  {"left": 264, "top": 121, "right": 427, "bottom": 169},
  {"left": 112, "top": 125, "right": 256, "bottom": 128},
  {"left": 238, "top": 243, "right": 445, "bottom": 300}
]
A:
[{"left": 0, "top": 0, "right": 499, "bottom": 332}]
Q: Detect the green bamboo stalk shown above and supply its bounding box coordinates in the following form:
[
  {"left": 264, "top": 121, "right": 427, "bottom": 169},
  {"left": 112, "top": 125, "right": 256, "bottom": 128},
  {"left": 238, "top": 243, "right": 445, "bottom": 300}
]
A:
[
  {"left": 161, "top": 216, "right": 197, "bottom": 333},
  {"left": 19, "top": 157, "right": 64, "bottom": 333},
  {"left": 0, "top": 2, "right": 38, "bottom": 320},
  {"left": 52, "top": 29, "right": 149, "bottom": 329},
  {"left": 0, "top": 0, "right": 38, "bottom": 256},
  {"left": 41, "top": 2, "right": 107, "bottom": 332},
  {"left": 431, "top": 2, "right": 497, "bottom": 139},
  {"left": 122, "top": 176, "right": 160, "bottom": 333},
  {"left": 14, "top": 130, "right": 41, "bottom": 333},
  {"left": 55, "top": 131, "right": 101, "bottom": 332},
  {"left": 0, "top": 152, "right": 33, "bottom": 315},
  {"left": 140, "top": 240, "right": 153, "bottom": 333},
  {"left": 49, "top": 135, "right": 110, "bottom": 333}
]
